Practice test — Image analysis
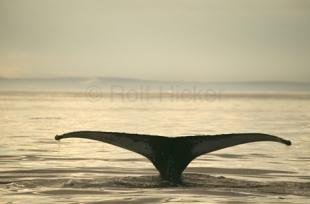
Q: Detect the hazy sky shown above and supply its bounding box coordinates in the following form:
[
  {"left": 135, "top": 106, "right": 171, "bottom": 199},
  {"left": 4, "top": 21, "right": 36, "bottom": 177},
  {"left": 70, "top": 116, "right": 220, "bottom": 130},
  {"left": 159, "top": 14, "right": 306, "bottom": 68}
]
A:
[{"left": 0, "top": 0, "right": 309, "bottom": 82}]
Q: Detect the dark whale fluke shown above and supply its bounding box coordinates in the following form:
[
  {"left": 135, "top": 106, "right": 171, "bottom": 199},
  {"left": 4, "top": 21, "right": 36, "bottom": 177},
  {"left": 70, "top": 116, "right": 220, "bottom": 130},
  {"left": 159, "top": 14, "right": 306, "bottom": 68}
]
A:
[{"left": 55, "top": 131, "right": 291, "bottom": 183}]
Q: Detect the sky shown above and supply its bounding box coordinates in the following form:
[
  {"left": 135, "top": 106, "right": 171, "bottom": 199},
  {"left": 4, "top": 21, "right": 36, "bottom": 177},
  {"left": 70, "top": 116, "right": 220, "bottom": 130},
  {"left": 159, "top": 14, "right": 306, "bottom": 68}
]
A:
[{"left": 0, "top": 0, "right": 310, "bottom": 82}]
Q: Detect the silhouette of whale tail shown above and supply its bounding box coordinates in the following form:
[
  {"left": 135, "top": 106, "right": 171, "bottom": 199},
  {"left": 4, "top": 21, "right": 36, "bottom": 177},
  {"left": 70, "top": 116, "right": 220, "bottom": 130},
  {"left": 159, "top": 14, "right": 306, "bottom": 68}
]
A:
[{"left": 55, "top": 131, "right": 291, "bottom": 183}]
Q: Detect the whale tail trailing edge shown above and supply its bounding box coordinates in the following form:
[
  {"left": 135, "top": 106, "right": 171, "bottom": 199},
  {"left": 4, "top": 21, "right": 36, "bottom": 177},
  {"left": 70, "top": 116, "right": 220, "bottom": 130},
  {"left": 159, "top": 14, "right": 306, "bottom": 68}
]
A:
[{"left": 55, "top": 131, "right": 291, "bottom": 183}]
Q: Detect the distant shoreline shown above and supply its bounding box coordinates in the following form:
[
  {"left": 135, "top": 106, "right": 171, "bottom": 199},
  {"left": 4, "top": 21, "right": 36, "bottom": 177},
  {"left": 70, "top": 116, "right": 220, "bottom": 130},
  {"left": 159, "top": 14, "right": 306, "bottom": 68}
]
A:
[
  {"left": 1, "top": 77, "right": 310, "bottom": 94},
  {"left": 1, "top": 90, "right": 310, "bottom": 101}
]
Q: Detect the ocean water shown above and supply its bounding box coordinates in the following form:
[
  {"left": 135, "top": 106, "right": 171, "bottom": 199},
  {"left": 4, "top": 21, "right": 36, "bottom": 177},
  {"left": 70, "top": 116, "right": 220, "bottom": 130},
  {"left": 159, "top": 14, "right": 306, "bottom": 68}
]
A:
[{"left": 0, "top": 91, "right": 310, "bottom": 203}]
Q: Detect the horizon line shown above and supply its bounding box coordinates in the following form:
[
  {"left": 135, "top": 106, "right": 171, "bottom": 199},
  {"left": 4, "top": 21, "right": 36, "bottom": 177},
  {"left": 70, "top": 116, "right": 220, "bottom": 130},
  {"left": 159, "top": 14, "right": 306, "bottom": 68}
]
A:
[{"left": 0, "top": 76, "right": 309, "bottom": 84}]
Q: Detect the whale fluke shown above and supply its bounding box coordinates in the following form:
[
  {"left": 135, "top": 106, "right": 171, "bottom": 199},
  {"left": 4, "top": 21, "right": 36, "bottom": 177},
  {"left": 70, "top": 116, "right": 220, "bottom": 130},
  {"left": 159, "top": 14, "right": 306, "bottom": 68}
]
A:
[{"left": 55, "top": 131, "right": 291, "bottom": 183}]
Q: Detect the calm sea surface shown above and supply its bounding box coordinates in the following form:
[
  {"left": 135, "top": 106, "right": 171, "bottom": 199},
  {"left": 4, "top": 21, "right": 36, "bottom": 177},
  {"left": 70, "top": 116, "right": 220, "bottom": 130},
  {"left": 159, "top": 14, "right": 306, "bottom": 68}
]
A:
[{"left": 0, "top": 91, "right": 309, "bottom": 203}]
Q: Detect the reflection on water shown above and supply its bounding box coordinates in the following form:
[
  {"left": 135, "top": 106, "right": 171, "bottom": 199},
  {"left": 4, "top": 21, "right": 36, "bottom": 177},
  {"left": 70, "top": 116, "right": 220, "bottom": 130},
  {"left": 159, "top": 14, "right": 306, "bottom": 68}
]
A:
[{"left": 0, "top": 91, "right": 310, "bottom": 203}]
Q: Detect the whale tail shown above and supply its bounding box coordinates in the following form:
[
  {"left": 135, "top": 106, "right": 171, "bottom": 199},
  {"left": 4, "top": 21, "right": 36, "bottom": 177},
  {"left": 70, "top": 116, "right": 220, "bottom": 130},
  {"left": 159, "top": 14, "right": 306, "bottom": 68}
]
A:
[{"left": 55, "top": 131, "right": 291, "bottom": 183}]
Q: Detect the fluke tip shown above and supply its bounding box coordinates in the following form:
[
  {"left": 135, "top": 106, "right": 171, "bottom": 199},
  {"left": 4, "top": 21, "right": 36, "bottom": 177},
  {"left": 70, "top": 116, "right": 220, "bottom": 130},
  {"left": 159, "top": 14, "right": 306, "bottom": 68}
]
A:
[
  {"left": 55, "top": 135, "right": 62, "bottom": 140},
  {"left": 284, "top": 139, "right": 292, "bottom": 146}
]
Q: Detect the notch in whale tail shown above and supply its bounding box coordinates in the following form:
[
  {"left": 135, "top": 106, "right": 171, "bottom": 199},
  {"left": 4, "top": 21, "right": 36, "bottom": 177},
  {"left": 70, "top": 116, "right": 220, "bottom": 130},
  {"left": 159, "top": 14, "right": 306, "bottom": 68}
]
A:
[{"left": 55, "top": 131, "right": 291, "bottom": 183}]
